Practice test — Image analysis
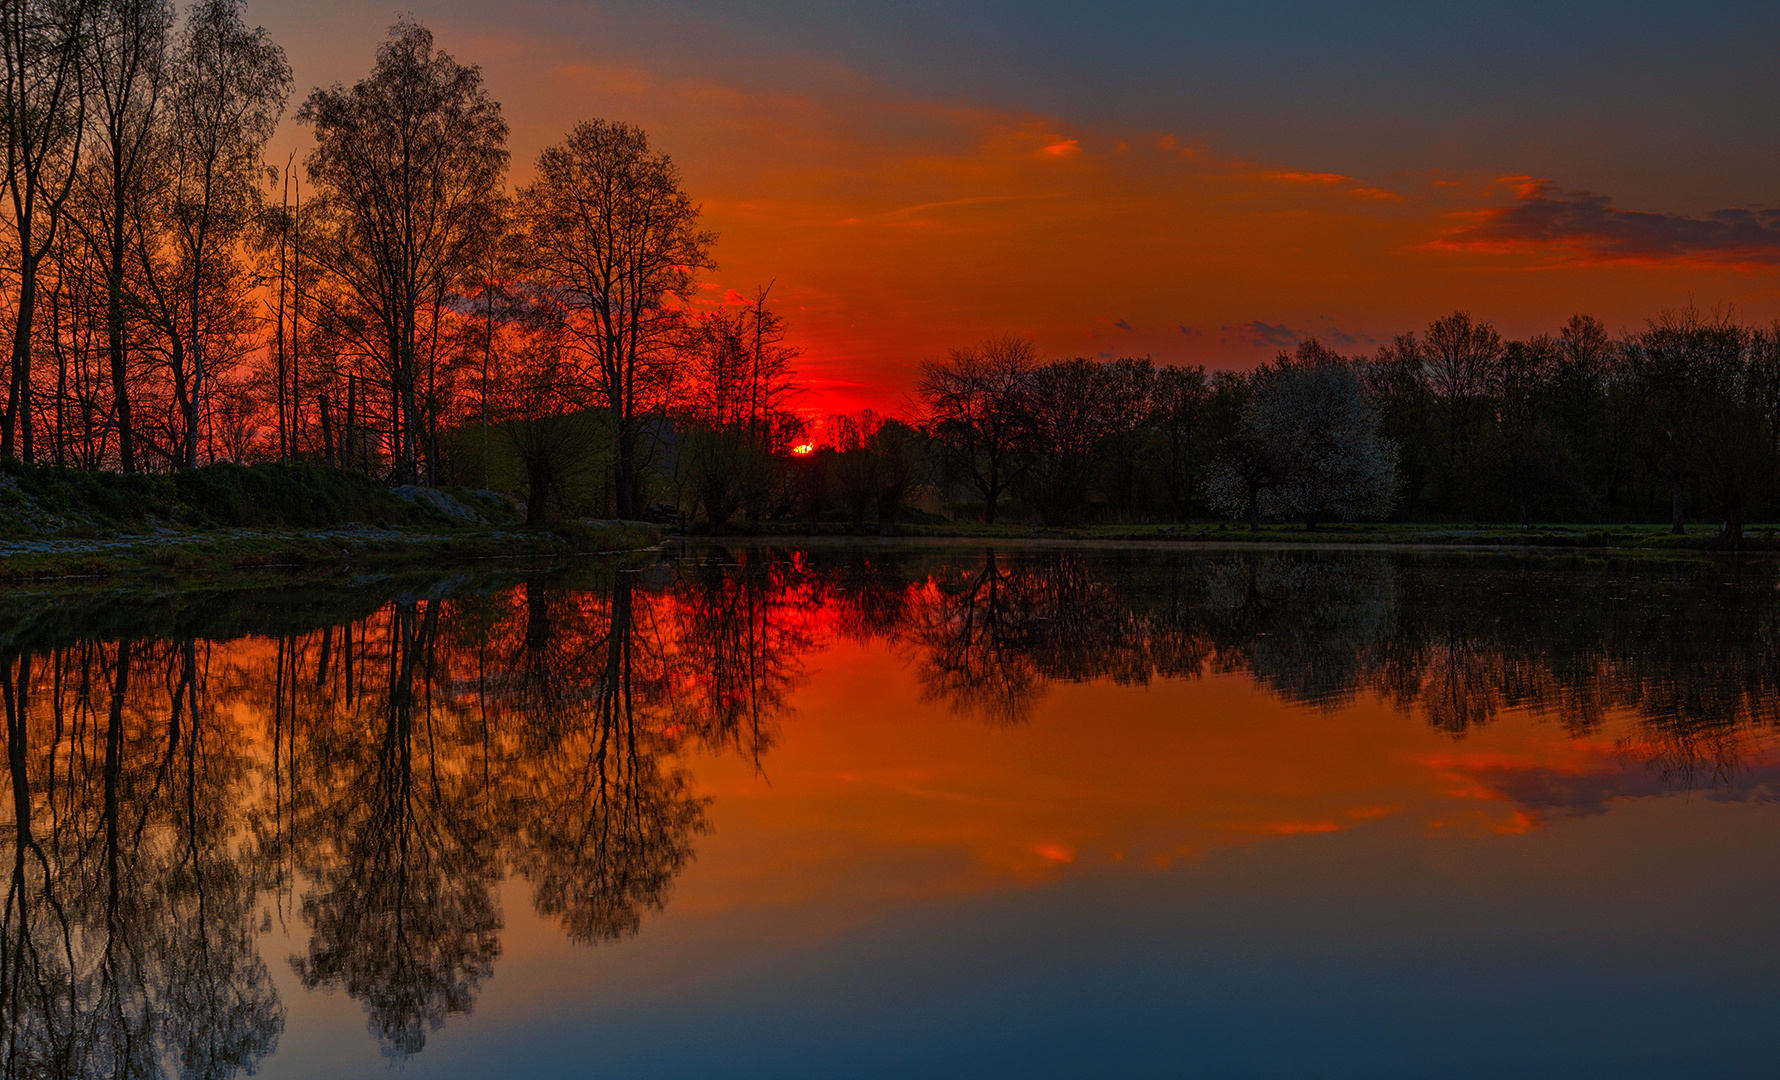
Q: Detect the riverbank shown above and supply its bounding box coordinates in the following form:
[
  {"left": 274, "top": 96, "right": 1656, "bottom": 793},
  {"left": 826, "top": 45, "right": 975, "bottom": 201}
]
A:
[
  {"left": 739, "top": 519, "right": 1775, "bottom": 551},
  {"left": 0, "top": 458, "right": 662, "bottom": 584}
]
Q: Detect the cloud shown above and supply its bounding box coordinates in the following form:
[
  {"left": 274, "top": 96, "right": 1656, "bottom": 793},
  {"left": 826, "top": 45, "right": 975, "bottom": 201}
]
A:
[
  {"left": 1267, "top": 171, "right": 1346, "bottom": 185},
  {"left": 1261, "top": 171, "right": 1400, "bottom": 201},
  {"left": 1113, "top": 318, "right": 1133, "bottom": 331},
  {"left": 1432, "top": 181, "right": 1780, "bottom": 267},
  {"left": 1225, "top": 320, "right": 1299, "bottom": 348}
]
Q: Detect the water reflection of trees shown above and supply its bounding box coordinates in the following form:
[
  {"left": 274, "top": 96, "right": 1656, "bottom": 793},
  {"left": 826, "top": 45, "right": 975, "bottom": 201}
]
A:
[
  {"left": 844, "top": 548, "right": 1780, "bottom": 779},
  {"left": 1, "top": 641, "right": 281, "bottom": 1080},
  {"left": 6, "top": 548, "right": 1780, "bottom": 1070},
  {"left": 0, "top": 554, "right": 811, "bottom": 1069}
]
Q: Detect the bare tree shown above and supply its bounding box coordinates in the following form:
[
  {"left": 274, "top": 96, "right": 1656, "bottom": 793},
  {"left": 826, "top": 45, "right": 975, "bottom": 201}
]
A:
[
  {"left": 1149, "top": 362, "right": 1209, "bottom": 515},
  {"left": 516, "top": 118, "right": 715, "bottom": 517},
  {"left": 1024, "top": 358, "right": 1109, "bottom": 525},
  {"left": 160, "top": 0, "right": 286, "bottom": 467},
  {"left": 488, "top": 308, "right": 604, "bottom": 527},
  {"left": 1421, "top": 310, "right": 1501, "bottom": 494},
  {"left": 1626, "top": 305, "right": 1748, "bottom": 534},
  {"left": 1, "top": 0, "right": 90, "bottom": 460},
  {"left": 918, "top": 334, "right": 1036, "bottom": 523},
  {"left": 299, "top": 18, "right": 507, "bottom": 483},
  {"left": 74, "top": 0, "right": 170, "bottom": 472}
]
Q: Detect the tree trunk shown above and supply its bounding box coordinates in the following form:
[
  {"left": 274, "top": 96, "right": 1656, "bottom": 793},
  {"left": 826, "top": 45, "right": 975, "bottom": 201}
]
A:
[
  {"left": 345, "top": 373, "right": 357, "bottom": 471},
  {"left": 4, "top": 263, "right": 38, "bottom": 461},
  {"left": 616, "top": 419, "right": 638, "bottom": 518},
  {"left": 319, "top": 393, "right": 334, "bottom": 463},
  {"left": 525, "top": 458, "right": 551, "bottom": 527}
]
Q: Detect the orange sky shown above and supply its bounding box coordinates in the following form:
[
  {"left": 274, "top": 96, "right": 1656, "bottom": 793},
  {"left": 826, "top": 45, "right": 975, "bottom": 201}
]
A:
[{"left": 255, "top": 2, "right": 1780, "bottom": 415}]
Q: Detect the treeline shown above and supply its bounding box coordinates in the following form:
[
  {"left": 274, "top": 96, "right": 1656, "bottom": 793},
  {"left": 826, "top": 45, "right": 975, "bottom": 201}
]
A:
[{"left": 785, "top": 308, "right": 1780, "bottom": 536}]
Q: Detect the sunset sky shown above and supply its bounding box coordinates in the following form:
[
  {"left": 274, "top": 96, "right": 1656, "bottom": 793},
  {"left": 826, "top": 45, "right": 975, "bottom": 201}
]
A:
[{"left": 257, "top": 1, "right": 1780, "bottom": 413}]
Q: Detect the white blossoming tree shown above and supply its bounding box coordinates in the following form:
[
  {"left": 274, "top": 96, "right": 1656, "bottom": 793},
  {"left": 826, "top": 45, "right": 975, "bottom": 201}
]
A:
[{"left": 1208, "top": 361, "right": 1399, "bottom": 528}]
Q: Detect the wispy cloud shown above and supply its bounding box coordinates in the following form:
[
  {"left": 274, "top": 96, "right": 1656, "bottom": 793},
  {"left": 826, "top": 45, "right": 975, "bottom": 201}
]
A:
[{"left": 1226, "top": 320, "right": 1299, "bottom": 348}]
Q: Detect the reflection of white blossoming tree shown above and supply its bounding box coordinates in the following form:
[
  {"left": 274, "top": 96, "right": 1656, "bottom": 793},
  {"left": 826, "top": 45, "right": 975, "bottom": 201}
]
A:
[{"left": 1208, "top": 362, "right": 1399, "bottom": 528}]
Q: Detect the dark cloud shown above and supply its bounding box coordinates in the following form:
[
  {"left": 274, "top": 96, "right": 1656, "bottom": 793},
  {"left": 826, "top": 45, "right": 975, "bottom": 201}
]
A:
[
  {"left": 1177, "top": 325, "right": 1203, "bottom": 337},
  {"left": 1224, "top": 320, "right": 1299, "bottom": 348},
  {"left": 1440, "top": 183, "right": 1780, "bottom": 265},
  {"left": 1113, "top": 318, "right": 1133, "bottom": 331}
]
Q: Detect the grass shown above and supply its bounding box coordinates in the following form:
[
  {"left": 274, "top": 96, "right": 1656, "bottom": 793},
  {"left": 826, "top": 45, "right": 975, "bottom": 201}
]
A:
[
  {"left": 0, "top": 458, "right": 663, "bottom": 585},
  {"left": 0, "top": 457, "right": 457, "bottom": 531}
]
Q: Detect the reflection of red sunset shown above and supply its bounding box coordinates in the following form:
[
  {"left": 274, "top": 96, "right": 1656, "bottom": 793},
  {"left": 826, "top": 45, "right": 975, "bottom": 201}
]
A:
[
  {"left": 673, "top": 639, "right": 1723, "bottom": 915},
  {"left": 197, "top": 566, "right": 1780, "bottom": 945}
]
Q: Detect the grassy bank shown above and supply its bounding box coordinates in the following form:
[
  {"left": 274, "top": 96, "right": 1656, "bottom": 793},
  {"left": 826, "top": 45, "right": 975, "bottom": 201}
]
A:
[{"left": 0, "top": 459, "right": 661, "bottom": 585}]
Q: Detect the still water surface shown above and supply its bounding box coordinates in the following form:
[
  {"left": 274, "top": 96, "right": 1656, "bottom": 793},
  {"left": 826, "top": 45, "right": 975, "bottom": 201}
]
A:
[{"left": 3, "top": 545, "right": 1779, "bottom": 1077}]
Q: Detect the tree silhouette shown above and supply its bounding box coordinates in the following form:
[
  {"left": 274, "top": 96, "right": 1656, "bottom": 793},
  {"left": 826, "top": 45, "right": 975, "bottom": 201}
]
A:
[
  {"left": 298, "top": 18, "right": 507, "bottom": 484},
  {"left": 919, "top": 335, "right": 1037, "bottom": 524},
  {"left": 516, "top": 118, "right": 716, "bottom": 518}
]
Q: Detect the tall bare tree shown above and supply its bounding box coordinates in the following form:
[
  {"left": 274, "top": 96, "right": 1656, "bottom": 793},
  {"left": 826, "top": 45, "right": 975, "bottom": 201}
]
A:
[
  {"left": 298, "top": 18, "right": 506, "bottom": 484},
  {"left": 161, "top": 0, "right": 286, "bottom": 467},
  {"left": 1, "top": 0, "right": 90, "bottom": 460},
  {"left": 918, "top": 334, "right": 1037, "bottom": 523},
  {"left": 73, "top": 0, "right": 170, "bottom": 472},
  {"left": 516, "top": 118, "right": 715, "bottom": 517},
  {"left": 1421, "top": 310, "right": 1502, "bottom": 500}
]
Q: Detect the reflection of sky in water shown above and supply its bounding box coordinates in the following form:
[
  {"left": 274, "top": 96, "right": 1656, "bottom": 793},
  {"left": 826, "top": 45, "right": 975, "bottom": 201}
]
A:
[
  {"left": 261, "top": 642, "right": 1780, "bottom": 1076},
  {"left": 8, "top": 549, "right": 1780, "bottom": 1077},
  {"left": 267, "top": 654, "right": 1779, "bottom": 1073}
]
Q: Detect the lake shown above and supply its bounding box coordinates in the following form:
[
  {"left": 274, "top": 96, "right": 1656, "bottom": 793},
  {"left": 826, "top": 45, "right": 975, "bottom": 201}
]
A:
[{"left": 3, "top": 544, "right": 1778, "bottom": 1078}]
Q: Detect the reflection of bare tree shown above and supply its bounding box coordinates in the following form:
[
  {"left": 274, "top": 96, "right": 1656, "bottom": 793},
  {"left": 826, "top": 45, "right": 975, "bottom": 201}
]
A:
[
  {"left": 665, "top": 549, "right": 812, "bottom": 758},
  {"left": 263, "top": 562, "right": 733, "bottom": 1051},
  {"left": 505, "top": 572, "right": 709, "bottom": 943},
  {"left": 289, "top": 602, "right": 500, "bottom": 1058},
  {"left": 1368, "top": 557, "right": 1780, "bottom": 773},
  {"left": 822, "top": 551, "right": 912, "bottom": 643},
  {"left": 0, "top": 642, "right": 282, "bottom": 1080},
  {"left": 906, "top": 551, "right": 1045, "bottom": 725}
]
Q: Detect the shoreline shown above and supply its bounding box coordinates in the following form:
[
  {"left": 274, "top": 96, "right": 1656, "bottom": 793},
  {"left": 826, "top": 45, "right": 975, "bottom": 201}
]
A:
[
  {"left": 679, "top": 520, "right": 1779, "bottom": 554},
  {"left": 1, "top": 517, "right": 1767, "bottom": 592}
]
